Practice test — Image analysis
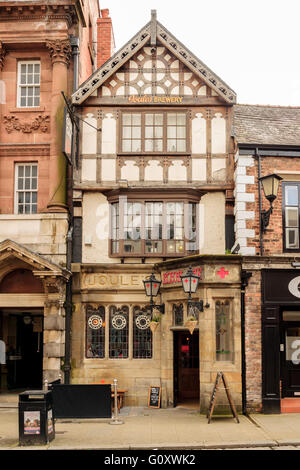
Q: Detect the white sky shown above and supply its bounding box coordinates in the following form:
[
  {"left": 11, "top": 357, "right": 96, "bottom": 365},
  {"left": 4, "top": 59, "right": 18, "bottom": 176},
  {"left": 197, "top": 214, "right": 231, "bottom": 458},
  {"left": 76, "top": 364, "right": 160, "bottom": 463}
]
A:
[{"left": 103, "top": 0, "right": 300, "bottom": 107}]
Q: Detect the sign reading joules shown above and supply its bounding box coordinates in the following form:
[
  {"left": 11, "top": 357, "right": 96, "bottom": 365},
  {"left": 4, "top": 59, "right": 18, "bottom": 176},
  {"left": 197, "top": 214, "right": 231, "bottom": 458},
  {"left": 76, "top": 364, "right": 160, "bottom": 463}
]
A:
[
  {"left": 128, "top": 95, "right": 184, "bottom": 104},
  {"left": 162, "top": 267, "right": 202, "bottom": 285}
]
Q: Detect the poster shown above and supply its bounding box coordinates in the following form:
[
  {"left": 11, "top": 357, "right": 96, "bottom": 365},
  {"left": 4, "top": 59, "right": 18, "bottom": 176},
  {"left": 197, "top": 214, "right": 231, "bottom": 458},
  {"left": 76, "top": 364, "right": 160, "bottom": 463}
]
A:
[{"left": 24, "top": 411, "right": 40, "bottom": 435}]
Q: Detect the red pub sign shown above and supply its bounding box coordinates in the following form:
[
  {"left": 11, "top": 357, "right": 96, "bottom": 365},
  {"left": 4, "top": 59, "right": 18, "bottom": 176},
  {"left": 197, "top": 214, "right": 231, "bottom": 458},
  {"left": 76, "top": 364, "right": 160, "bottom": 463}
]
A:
[{"left": 162, "top": 267, "right": 202, "bottom": 285}]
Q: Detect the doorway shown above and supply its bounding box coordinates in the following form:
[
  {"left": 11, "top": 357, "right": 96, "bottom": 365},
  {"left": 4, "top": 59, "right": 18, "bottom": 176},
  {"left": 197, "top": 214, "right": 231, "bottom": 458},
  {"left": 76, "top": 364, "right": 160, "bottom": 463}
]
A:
[
  {"left": 174, "top": 331, "right": 199, "bottom": 407},
  {"left": 2, "top": 312, "right": 43, "bottom": 390},
  {"left": 281, "top": 311, "right": 300, "bottom": 398}
]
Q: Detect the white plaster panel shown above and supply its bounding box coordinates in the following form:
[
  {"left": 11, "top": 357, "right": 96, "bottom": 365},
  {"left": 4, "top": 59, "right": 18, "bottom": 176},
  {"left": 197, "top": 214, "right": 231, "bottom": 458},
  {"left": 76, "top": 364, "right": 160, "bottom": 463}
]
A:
[
  {"left": 168, "top": 160, "right": 186, "bottom": 181},
  {"left": 200, "top": 192, "right": 225, "bottom": 254},
  {"left": 211, "top": 113, "right": 226, "bottom": 154},
  {"left": 144, "top": 161, "right": 163, "bottom": 181},
  {"left": 211, "top": 159, "right": 226, "bottom": 181},
  {"left": 101, "top": 113, "right": 116, "bottom": 154},
  {"left": 192, "top": 159, "right": 206, "bottom": 181},
  {"left": 82, "top": 113, "right": 97, "bottom": 154},
  {"left": 192, "top": 113, "right": 206, "bottom": 154},
  {"left": 82, "top": 159, "right": 97, "bottom": 181},
  {"left": 198, "top": 86, "right": 206, "bottom": 96},
  {"left": 121, "top": 161, "right": 139, "bottom": 181},
  {"left": 101, "top": 159, "right": 116, "bottom": 181}
]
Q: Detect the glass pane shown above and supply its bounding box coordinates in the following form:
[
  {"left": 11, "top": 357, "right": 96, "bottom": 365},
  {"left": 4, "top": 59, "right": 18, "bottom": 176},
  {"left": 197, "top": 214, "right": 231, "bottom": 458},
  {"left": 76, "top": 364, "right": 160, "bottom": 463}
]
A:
[
  {"left": 122, "top": 140, "right": 131, "bottom": 152},
  {"left": 154, "top": 127, "right": 163, "bottom": 138},
  {"left": 18, "top": 178, "right": 24, "bottom": 190},
  {"left": 32, "top": 192, "right": 37, "bottom": 203},
  {"left": 176, "top": 241, "right": 184, "bottom": 253},
  {"left": 122, "top": 127, "right": 131, "bottom": 138},
  {"left": 27, "top": 97, "right": 33, "bottom": 107},
  {"left": 18, "top": 193, "right": 24, "bottom": 203},
  {"left": 20, "top": 74, "right": 26, "bottom": 85},
  {"left": 132, "top": 114, "right": 141, "bottom": 125},
  {"left": 34, "top": 96, "right": 40, "bottom": 107},
  {"left": 167, "top": 127, "right": 176, "bottom": 138},
  {"left": 145, "top": 240, "right": 162, "bottom": 253},
  {"left": 34, "top": 63, "right": 40, "bottom": 73},
  {"left": 25, "top": 192, "right": 30, "bottom": 203},
  {"left": 285, "top": 327, "right": 300, "bottom": 362},
  {"left": 167, "top": 139, "right": 177, "bottom": 152},
  {"left": 145, "top": 139, "right": 154, "bottom": 151},
  {"left": 28, "top": 64, "right": 33, "bottom": 73},
  {"left": 20, "top": 97, "right": 26, "bottom": 107},
  {"left": 27, "top": 74, "right": 33, "bottom": 84},
  {"left": 132, "top": 127, "right": 141, "bottom": 138},
  {"left": 109, "top": 307, "right": 129, "bottom": 358},
  {"left": 86, "top": 306, "right": 105, "bottom": 358},
  {"left": 173, "top": 304, "right": 183, "bottom": 326},
  {"left": 286, "top": 228, "right": 299, "bottom": 249},
  {"left": 155, "top": 114, "right": 163, "bottom": 125},
  {"left": 133, "top": 308, "right": 152, "bottom": 359},
  {"left": 177, "top": 126, "right": 186, "bottom": 138},
  {"left": 28, "top": 87, "right": 33, "bottom": 96},
  {"left": 21, "top": 88, "right": 26, "bottom": 97},
  {"left": 32, "top": 204, "right": 37, "bottom": 214},
  {"left": 18, "top": 166, "right": 24, "bottom": 177},
  {"left": 132, "top": 140, "right": 141, "bottom": 152},
  {"left": 145, "top": 114, "right": 153, "bottom": 125},
  {"left": 21, "top": 64, "right": 26, "bottom": 74},
  {"left": 123, "top": 114, "right": 131, "bottom": 125},
  {"left": 166, "top": 240, "right": 176, "bottom": 253},
  {"left": 167, "top": 114, "right": 176, "bottom": 125},
  {"left": 216, "top": 300, "right": 232, "bottom": 361},
  {"left": 32, "top": 165, "right": 37, "bottom": 177},
  {"left": 286, "top": 186, "right": 298, "bottom": 206},
  {"left": 286, "top": 207, "right": 298, "bottom": 227},
  {"left": 177, "top": 114, "right": 186, "bottom": 125},
  {"left": 145, "top": 127, "right": 153, "bottom": 138},
  {"left": 25, "top": 204, "right": 31, "bottom": 214}
]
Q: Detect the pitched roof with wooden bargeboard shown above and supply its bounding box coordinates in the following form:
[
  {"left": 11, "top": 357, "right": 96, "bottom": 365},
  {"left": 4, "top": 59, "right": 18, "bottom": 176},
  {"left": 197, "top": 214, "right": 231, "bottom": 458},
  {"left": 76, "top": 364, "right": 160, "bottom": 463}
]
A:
[
  {"left": 71, "top": 10, "right": 236, "bottom": 105},
  {"left": 233, "top": 104, "right": 300, "bottom": 147}
]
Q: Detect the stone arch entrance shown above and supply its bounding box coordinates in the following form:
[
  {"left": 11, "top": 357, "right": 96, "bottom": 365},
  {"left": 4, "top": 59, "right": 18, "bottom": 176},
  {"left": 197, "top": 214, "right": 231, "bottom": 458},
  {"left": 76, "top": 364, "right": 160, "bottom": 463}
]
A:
[{"left": 0, "top": 239, "right": 70, "bottom": 391}]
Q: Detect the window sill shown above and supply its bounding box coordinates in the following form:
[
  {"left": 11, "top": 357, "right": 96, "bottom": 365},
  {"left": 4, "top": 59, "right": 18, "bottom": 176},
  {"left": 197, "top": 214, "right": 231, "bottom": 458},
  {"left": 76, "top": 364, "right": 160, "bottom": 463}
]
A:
[
  {"left": 10, "top": 106, "right": 46, "bottom": 113},
  {"left": 117, "top": 152, "right": 191, "bottom": 157}
]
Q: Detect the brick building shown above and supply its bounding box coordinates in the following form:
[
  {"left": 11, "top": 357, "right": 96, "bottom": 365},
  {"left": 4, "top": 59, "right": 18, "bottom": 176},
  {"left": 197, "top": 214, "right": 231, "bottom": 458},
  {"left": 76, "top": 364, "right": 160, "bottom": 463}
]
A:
[
  {"left": 0, "top": 1, "right": 113, "bottom": 390},
  {"left": 233, "top": 105, "right": 300, "bottom": 413}
]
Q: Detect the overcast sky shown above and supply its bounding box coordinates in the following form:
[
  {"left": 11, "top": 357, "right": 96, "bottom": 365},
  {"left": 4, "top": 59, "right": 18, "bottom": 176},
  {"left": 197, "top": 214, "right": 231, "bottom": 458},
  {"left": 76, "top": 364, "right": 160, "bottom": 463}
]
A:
[{"left": 103, "top": 0, "right": 300, "bottom": 107}]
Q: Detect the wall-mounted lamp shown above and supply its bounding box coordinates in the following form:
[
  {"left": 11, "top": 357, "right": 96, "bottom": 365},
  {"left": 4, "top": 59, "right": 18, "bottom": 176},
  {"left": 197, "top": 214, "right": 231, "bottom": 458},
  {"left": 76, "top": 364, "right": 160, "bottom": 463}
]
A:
[
  {"left": 259, "top": 173, "right": 282, "bottom": 232},
  {"left": 180, "top": 266, "right": 204, "bottom": 314},
  {"left": 143, "top": 272, "right": 165, "bottom": 318}
]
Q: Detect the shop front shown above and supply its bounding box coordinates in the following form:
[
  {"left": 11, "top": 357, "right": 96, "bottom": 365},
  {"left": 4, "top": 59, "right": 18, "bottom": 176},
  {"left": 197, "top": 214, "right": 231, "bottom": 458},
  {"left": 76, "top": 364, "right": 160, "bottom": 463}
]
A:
[
  {"left": 72, "top": 255, "right": 242, "bottom": 412},
  {"left": 262, "top": 269, "right": 300, "bottom": 413}
]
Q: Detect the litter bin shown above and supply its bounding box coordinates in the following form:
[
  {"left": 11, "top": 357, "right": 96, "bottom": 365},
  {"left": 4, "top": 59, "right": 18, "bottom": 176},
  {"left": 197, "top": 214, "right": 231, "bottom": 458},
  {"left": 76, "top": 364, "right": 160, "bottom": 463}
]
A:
[{"left": 19, "top": 390, "right": 55, "bottom": 446}]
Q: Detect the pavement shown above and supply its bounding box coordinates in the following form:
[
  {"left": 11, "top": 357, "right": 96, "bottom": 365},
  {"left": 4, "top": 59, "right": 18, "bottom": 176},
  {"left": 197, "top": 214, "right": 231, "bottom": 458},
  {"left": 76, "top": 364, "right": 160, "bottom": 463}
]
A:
[{"left": 1, "top": 394, "right": 300, "bottom": 450}]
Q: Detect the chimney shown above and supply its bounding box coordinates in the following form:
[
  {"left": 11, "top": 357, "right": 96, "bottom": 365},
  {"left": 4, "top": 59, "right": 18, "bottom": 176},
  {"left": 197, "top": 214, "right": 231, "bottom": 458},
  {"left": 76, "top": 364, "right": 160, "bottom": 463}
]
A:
[{"left": 97, "top": 9, "right": 114, "bottom": 69}]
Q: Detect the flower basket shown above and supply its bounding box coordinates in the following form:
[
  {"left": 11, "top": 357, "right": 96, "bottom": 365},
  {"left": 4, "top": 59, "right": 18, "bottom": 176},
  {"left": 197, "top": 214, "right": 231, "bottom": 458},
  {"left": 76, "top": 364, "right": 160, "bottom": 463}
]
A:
[
  {"left": 185, "top": 319, "right": 198, "bottom": 335},
  {"left": 150, "top": 321, "right": 160, "bottom": 333}
]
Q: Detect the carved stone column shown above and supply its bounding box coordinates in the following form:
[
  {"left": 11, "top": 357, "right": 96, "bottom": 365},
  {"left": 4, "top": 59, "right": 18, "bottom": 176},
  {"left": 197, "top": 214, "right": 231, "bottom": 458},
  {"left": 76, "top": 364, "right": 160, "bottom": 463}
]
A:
[
  {"left": 41, "top": 276, "right": 68, "bottom": 383},
  {"left": 45, "top": 39, "right": 72, "bottom": 212}
]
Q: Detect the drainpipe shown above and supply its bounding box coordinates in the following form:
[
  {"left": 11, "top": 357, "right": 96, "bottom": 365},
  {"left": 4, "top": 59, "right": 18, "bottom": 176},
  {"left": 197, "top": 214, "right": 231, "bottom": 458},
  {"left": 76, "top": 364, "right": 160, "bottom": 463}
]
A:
[
  {"left": 257, "top": 148, "right": 264, "bottom": 256},
  {"left": 64, "top": 36, "right": 79, "bottom": 385},
  {"left": 241, "top": 270, "right": 252, "bottom": 415}
]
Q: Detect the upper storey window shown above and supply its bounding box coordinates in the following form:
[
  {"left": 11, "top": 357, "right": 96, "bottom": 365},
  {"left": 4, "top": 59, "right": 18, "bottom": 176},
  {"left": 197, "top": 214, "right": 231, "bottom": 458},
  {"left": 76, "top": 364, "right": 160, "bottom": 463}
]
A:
[
  {"left": 17, "top": 61, "right": 40, "bottom": 108},
  {"left": 283, "top": 182, "right": 300, "bottom": 251},
  {"left": 15, "top": 164, "right": 38, "bottom": 214},
  {"left": 120, "top": 112, "right": 188, "bottom": 154}
]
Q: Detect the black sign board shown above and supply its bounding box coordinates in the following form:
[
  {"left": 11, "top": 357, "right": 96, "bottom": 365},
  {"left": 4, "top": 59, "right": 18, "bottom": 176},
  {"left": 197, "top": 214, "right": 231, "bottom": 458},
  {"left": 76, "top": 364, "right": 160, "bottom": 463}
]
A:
[
  {"left": 207, "top": 372, "right": 239, "bottom": 423},
  {"left": 148, "top": 385, "right": 161, "bottom": 408}
]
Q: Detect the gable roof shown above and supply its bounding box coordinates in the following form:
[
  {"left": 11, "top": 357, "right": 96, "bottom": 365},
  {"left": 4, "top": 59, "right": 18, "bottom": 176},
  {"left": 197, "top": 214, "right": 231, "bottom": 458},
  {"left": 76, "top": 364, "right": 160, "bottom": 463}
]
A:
[
  {"left": 0, "top": 239, "right": 70, "bottom": 280},
  {"left": 72, "top": 11, "right": 236, "bottom": 105},
  {"left": 233, "top": 104, "right": 300, "bottom": 147}
]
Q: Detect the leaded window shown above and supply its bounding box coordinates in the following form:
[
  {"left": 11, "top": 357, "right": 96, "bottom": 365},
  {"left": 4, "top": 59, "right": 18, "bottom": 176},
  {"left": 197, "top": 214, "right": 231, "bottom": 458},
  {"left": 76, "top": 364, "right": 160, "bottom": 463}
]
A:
[
  {"left": 133, "top": 306, "right": 152, "bottom": 359},
  {"left": 120, "top": 111, "right": 188, "bottom": 154},
  {"left": 173, "top": 303, "right": 184, "bottom": 326},
  {"left": 215, "top": 300, "right": 233, "bottom": 361},
  {"left": 109, "top": 306, "right": 129, "bottom": 358},
  {"left": 86, "top": 305, "right": 105, "bottom": 358}
]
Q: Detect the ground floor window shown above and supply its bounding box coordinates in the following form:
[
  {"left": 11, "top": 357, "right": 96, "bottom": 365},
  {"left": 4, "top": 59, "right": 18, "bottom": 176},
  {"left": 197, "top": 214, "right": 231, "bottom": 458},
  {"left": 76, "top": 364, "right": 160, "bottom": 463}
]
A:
[
  {"left": 85, "top": 304, "right": 153, "bottom": 359},
  {"left": 215, "top": 300, "right": 233, "bottom": 361}
]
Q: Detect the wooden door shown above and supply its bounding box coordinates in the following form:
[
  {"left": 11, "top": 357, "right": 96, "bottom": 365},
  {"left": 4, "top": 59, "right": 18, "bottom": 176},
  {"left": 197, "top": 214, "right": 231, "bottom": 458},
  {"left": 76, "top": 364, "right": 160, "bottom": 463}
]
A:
[{"left": 176, "top": 331, "right": 199, "bottom": 402}]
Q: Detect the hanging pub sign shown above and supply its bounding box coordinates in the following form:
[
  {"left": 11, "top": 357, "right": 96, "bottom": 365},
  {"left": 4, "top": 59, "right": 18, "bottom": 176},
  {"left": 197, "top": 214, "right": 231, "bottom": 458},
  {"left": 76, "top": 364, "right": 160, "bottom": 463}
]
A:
[{"left": 62, "top": 107, "right": 73, "bottom": 163}]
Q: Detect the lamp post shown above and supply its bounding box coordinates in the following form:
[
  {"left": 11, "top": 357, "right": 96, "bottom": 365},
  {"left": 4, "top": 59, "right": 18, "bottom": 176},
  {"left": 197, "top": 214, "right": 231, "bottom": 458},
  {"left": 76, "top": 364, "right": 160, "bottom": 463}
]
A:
[
  {"left": 143, "top": 272, "right": 165, "bottom": 319},
  {"left": 180, "top": 266, "right": 203, "bottom": 316},
  {"left": 259, "top": 173, "right": 282, "bottom": 233}
]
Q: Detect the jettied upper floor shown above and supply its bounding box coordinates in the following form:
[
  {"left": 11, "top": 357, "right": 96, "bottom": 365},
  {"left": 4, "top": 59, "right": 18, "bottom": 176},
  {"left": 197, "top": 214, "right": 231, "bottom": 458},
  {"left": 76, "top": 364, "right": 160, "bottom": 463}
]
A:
[{"left": 71, "top": 10, "right": 236, "bottom": 107}]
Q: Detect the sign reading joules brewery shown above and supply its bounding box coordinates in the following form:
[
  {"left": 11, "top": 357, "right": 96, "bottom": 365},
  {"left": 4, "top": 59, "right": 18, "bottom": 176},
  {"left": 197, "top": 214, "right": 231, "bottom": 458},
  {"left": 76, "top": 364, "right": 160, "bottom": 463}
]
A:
[{"left": 128, "top": 95, "right": 184, "bottom": 104}]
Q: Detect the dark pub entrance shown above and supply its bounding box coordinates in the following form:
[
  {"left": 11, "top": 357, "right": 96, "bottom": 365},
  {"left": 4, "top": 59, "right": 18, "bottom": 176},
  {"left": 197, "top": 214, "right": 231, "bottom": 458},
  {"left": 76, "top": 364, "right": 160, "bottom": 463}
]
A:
[
  {"left": 262, "top": 270, "right": 300, "bottom": 413},
  {"left": 173, "top": 330, "right": 200, "bottom": 407}
]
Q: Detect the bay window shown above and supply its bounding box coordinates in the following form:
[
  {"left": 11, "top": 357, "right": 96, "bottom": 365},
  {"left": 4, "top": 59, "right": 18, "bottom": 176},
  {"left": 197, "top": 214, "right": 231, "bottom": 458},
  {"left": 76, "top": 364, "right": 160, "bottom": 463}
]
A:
[{"left": 110, "top": 194, "right": 198, "bottom": 257}]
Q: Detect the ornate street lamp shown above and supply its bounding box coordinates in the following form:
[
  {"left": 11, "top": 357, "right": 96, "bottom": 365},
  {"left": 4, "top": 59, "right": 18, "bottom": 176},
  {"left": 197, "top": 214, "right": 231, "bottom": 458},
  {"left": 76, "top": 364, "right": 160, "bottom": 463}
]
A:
[
  {"left": 259, "top": 173, "right": 282, "bottom": 232},
  {"left": 143, "top": 272, "right": 165, "bottom": 318},
  {"left": 180, "top": 266, "right": 203, "bottom": 314}
]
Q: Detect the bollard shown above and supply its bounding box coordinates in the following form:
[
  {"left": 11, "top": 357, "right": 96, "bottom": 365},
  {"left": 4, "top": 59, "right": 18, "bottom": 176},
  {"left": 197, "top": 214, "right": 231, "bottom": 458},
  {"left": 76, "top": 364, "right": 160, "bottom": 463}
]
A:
[
  {"left": 44, "top": 379, "right": 48, "bottom": 391},
  {"left": 110, "top": 378, "right": 123, "bottom": 425}
]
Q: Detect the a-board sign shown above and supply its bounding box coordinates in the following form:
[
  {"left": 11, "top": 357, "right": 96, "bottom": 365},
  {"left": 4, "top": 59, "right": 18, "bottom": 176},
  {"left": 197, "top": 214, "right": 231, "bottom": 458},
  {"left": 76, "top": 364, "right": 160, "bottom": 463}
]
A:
[
  {"left": 207, "top": 372, "right": 239, "bottom": 424},
  {"left": 148, "top": 386, "right": 161, "bottom": 408}
]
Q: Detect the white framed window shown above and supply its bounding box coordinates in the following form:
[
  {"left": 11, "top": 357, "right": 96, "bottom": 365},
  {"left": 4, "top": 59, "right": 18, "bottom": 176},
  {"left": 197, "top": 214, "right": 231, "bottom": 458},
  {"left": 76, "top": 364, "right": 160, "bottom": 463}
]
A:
[
  {"left": 17, "top": 61, "right": 40, "bottom": 108},
  {"left": 15, "top": 164, "right": 38, "bottom": 214}
]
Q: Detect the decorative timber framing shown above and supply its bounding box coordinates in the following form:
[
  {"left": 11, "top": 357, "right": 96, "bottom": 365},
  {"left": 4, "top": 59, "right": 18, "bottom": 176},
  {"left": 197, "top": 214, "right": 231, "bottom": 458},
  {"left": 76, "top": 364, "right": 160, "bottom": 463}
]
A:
[{"left": 72, "top": 11, "right": 236, "bottom": 105}]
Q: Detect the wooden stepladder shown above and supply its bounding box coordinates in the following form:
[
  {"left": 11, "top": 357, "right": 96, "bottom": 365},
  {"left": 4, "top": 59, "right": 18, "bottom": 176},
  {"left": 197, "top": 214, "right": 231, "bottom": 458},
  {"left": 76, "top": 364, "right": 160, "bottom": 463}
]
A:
[{"left": 207, "top": 372, "right": 240, "bottom": 424}]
